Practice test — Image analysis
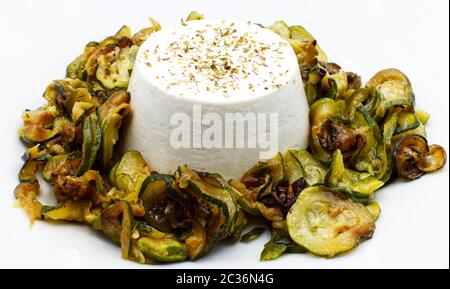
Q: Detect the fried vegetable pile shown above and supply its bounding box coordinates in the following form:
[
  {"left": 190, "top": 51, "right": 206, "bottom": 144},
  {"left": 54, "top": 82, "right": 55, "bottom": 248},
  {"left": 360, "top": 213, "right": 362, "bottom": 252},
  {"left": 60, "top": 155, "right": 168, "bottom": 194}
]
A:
[{"left": 14, "top": 12, "right": 446, "bottom": 263}]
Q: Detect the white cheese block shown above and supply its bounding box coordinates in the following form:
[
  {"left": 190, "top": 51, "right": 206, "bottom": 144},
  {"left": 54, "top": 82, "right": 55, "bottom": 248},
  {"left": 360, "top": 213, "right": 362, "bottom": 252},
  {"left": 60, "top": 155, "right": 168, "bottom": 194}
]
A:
[{"left": 124, "top": 19, "right": 309, "bottom": 179}]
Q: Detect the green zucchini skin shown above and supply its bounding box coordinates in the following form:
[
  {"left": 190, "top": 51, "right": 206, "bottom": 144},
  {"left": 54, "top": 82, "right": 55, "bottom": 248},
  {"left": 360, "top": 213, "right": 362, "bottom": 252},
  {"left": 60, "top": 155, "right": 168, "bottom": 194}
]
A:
[
  {"left": 19, "top": 160, "right": 41, "bottom": 184},
  {"left": 240, "top": 227, "right": 265, "bottom": 243},
  {"left": 326, "top": 149, "right": 384, "bottom": 197},
  {"left": 290, "top": 150, "right": 327, "bottom": 186},
  {"left": 176, "top": 166, "right": 242, "bottom": 257},
  {"left": 137, "top": 237, "right": 188, "bottom": 263},
  {"left": 260, "top": 229, "right": 306, "bottom": 261},
  {"left": 394, "top": 112, "right": 420, "bottom": 135},
  {"left": 77, "top": 112, "right": 101, "bottom": 175},
  {"left": 178, "top": 165, "right": 239, "bottom": 240},
  {"left": 138, "top": 174, "right": 179, "bottom": 233}
]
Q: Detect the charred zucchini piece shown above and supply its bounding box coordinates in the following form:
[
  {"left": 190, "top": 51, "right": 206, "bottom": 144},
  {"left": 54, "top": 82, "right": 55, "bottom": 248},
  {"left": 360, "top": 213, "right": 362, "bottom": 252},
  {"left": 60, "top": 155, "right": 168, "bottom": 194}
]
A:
[
  {"left": 309, "top": 98, "right": 339, "bottom": 163},
  {"left": 184, "top": 220, "right": 208, "bottom": 260},
  {"left": 111, "top": 151, "right": 151, "bottom": 195},
  {"left": 240, "top": 227, "right": 265, "bottom": 243},
  {"left": 376, "top": 113, "right": 398, "bottom": 182},
  {"left": 14, "top": 182, "right": 43, "bottom": 224},
  {"left": 42, "top": 152, "right": 81, "bottom": 183},
  {"left": 196, "top": 172, "right": 245, "bottom": 233},
  {"left": 137, "top": 236, "right": 188, "bottom": 263},
  {"left": 132, "top": 18, "right": 161, "bottom": 46},
  {"left": 351, "top": 107, "right": 396, "bottom": 182},
  {"left": 66, "top": 54, "right": 86, "bottom": 80},
  {"left": 19, "top": 106, "right": 70, "bottom": 144},
  {"left": 96, "top": 45, "right": 139, "bottom": 89},
  {"left": 233, "top": 158, "right": 286, "bottom": 223},
  {"left": 291, "top": 150, "right": 327, "bottom": 186},
  {"left": 418, "top": 144, "right": 447, "bottom": 173},
  {"left": 260, "top": 229, "right": 305, "bottom": 261},
  {"left": 78, "top": 112, "right": 101, "bottom": 175},
  {"left": 228, "top": 180, "right": 260, "bottom": 216},
  {"left": 394, "top": 134, "right": 427, "bottom": 179},
  {"left": 19, "top": 160, "right": 42, "bottom": 183},
  {"left": 98, "top": 91, "right": 131, "bottom": 169},
  {"left": 43, "top": 79, "right": 96, "bottom": 119},
  {"left": 22, "top": 144, "right": 50, "bottom": 162},
  {"left": 241, "top": 152, "right": 285, "bottom": 199},
  {"left": 260, "top": 239, "right": 287, "bottom": 261},
  {"left": 327, "top": 150, "right": 384, "bottom": 196},
  {"left": 366, "top": 68, "right": 414, "bottom": 119},
  {"left": 321, "top": 64, "right": 348, "bottom": 97},
  {"left": 101, "top": 201, "right": 135, "bottom": 259},
  {"left": 304, "top": 67, "right": 326, "bottom": 105},
  {"left": 395, "top": 112, "right": 420, "bottom": 134},
  {"left": 289, "top": 25, "right": 327, "bottom": 62},
  {"left": 136, "top": 174, "right": 177, "bottom": 232},
  {"left": 42, "top": 200, "right": 94, "bottom": 223},
  {"left": 177, "top": 165, "right": 239, "bottom": 239},
  {"left": 287, "top": 186, "right": 375, "bottom": 257},
  {"left": 284, "top": 150, "right": 305, "bottom": 184},
  {"left": 394, "top": 135, "right": 446, "bottom": 180},
  {"left": 392, "top": 120, "right": 426, "bottom": 145}
]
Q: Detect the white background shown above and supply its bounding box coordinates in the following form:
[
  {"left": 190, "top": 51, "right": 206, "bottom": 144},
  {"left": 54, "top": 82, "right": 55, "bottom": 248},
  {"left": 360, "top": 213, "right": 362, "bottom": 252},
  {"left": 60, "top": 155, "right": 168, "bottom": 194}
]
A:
[{"left": 0, "top": 0, "right": 448, "bottom": 268}]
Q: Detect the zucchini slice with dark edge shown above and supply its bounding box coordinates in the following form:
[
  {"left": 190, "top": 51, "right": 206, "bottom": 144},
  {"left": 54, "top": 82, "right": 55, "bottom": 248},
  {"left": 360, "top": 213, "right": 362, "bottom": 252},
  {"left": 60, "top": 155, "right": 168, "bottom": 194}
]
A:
[
  {"left": 42, "top": 152, "right": 82, "bottom": 183},
  {"left": 101, "top": 201, "right": 135, "bottom": 259},
  {"left": 177, "top": 165, "right": 239, "bottom": 240},
  {"left": 289, "top": 25, "right": 327, "bottom": 62},
  {"left": 240, "top": 152, "right": 285, "bottom": 199},
  {"left": 395, "top": 112, "right": 420, "bottom": 135},
  {"left": 287, "top": 186, "right": 375, "bottom": 257},
  {"left": 196, "top": 171, "right": 242, "bottom": 232},
  {"left": 184, "top": 220, "right": 208, "bottom": 260},
  {"left": 228, "top": 180, "right": 260, "bottom": 216},
  {"left": 137, "top": 173, "right": 178, "bottom": 232},
  {"left": 42, "top": 200, "right": 93, "bottom": 223},
  {"left": 327, "top": 150, "right": 384, "bottom": 196},
  {"left": 98, "top": 91, "right": 131, "bottom": 169},
  {"left": 365, "top": 202, "right": 381, "bottom": 221},
  {"left": 110, "top": 150, "right": 150, "bottom": 195},
  {"left": 137, "top": 236, "right": 187, "bottom": 263},
  {"left": 240, "top": 227, "right": 265, "bottom": 243},
  {"left": 290, "top": 150, "right": 327, "bottom": 186},
  {"left": 366, "top": 68, "right": 414, "bottom": 120},
  {"left": 19, "top": 160, "right": 42, "bottom": 183},
  {"left": 284, "top": 150, "right": 304, "bottom": 184},
  {"left": 260, "top": 229, "right": 306, "bottom": 261},
  {"left": 20, "top": 106, "right": 72, "bottom": 144},
  {"left": 78, "top": 112, "right": 101, "bottom": 175},
  {"left": 393, "top": 134, "right": 447, "bottom": 180},
  {"left": 309, "top": 98, "right": 339, "bottom": 163},
  {"left": 14, "top": 182, "right": 42, "bottom": 224}
]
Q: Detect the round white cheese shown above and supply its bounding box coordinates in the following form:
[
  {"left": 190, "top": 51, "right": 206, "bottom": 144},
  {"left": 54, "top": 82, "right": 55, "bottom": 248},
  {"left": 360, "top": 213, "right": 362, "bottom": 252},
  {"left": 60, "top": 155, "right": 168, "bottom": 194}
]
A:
[{"left": 124, "top": 19, "right": 309, "bottom": 179}]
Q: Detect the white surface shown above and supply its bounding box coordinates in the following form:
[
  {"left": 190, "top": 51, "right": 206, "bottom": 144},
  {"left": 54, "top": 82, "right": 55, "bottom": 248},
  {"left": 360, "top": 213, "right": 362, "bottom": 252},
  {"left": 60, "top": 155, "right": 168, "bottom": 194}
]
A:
[
  {"left": 0, "top": 0, "right": 448, "bottom": 269},
  {"left": 125, "top": 19, "right": 309, "bottom": 179}
]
